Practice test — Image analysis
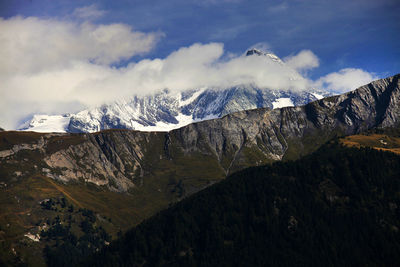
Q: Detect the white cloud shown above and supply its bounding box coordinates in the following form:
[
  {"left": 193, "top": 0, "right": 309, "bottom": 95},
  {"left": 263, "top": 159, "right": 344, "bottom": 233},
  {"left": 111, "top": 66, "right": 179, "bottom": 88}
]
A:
[
  {"left": 0, "top": 16, "right": 378, "bottom": 130},
  {"left": 315, "top": 68, "right": 378, "bottom": 93},
  {"left": 73, "top": 5, "right": 106, "bottom": 20},
  {"left": 0, "top": 16, "right": 163, "bottom": 129},
  {"left": 78, "top": 42, "right": 311, "bottom": 100},
  {"left": 0, "top": 41, "right": 308, "bottom": 129},
  {"left": 284, "top": 50, "right": 320, "bottom": 71},
  {"left": 0, "top": 16, "right": 163, "bottom": 75}
]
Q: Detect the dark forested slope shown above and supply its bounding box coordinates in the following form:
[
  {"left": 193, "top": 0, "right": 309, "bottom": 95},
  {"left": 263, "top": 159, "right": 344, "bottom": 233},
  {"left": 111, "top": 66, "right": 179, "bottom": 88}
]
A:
[{"left": 84, "top": 141, "right": 400, "bottom": 266}]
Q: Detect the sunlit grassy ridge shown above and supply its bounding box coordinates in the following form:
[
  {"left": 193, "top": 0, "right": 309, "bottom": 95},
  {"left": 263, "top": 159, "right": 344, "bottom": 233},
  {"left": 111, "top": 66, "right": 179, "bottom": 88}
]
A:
[{"left": 341, "top": 133, "right": 400, "bottom": 155}]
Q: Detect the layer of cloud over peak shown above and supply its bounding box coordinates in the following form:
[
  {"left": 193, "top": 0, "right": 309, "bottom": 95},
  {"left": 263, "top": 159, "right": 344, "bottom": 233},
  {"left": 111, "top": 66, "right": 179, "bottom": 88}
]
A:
[
  {"left": 284, "top": 50, "right": 320, "bottom": 71},
  {"left": 0, "top": 15, "right": 378, "bottom": 130}
]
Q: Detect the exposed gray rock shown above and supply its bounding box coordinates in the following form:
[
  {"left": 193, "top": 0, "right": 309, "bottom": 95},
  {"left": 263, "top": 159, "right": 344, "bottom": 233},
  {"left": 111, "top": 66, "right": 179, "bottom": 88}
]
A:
[{"left": 171, "top": 73, "right": 400, "bottom": 173}]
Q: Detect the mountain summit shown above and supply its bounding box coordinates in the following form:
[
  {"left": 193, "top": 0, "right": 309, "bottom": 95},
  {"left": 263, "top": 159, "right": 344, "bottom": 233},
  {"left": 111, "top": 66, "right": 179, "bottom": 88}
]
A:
[
  {"left": 19, "top": 49, "right": 327, "bottom": 133},
  {"left": 245, "top": 48, "right": 283, "bottom": 63},
  {"left": 20, "top": 86, "right": 326, "bottom": 133}
]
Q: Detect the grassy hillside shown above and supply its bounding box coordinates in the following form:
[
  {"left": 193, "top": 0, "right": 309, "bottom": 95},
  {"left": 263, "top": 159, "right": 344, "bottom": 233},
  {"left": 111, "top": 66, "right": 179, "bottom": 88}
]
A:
[
  {"left": 0, "top": 131, "right": 226, "bottom": 266},
  {"left": 0, "top": 174, "right": 166, "bottom": 266},
  {"left": 85, "top": 141, "right": 400, "bottom": 266},
  {"left": 341, "top": 132, "right": 400, "bottom": 155}
]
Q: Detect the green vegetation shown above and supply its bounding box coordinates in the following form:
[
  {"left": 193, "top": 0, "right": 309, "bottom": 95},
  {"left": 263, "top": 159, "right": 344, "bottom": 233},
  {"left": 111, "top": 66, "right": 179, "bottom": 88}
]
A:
[
  {"left": 39, "top": 198, "right": 112, "bottom": 267},
  {"left": 0, "top": 174, "right": 172, "bottom": 266},
  {"left": 85, "top": 141, "right": 400, "bottom": 266}
]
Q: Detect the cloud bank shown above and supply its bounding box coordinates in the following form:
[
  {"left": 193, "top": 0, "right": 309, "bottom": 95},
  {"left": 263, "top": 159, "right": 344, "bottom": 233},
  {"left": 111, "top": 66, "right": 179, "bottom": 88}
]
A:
[
  {"left": 0, "top": 16, "right": 163, "bottom": 75},
  {"left": 315, "top": 68, "right": 378, "bottom": 93},
  {"left": 284, "top": 50, "right": 320, "bottom": 72},
  {"left": 0, "top": 15, "right": 378, "bottom": 130}
]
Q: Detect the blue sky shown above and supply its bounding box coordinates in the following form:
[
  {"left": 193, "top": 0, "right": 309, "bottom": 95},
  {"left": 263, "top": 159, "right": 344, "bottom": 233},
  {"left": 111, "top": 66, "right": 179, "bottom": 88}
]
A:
[
  {"left": 2, "top": 0, "right": 399, "bottom": 78},
  {"left": 0, "top": 0, "right": 399, "bottom": 129}
]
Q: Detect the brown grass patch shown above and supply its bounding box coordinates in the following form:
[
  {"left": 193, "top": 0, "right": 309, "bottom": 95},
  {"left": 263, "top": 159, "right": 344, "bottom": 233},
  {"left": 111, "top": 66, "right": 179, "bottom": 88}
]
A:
[{"left": 340, "top": 134, "right": 400, "bottom": 155}]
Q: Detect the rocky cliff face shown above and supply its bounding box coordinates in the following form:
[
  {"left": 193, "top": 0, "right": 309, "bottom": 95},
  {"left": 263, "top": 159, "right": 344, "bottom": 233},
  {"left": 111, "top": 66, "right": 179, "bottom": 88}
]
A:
[
  {"left": 2, "top": 74, "right": 399, "bottom": 193},
  {"left": 172, "top": 73, "right": 400, "bottom": 171}
]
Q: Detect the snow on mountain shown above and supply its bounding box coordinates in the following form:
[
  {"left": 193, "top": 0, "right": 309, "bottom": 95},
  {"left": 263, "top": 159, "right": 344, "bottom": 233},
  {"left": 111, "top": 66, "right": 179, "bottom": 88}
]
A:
[
  {"left": 272, "top": 98, "right": 294, "bottom": 109},
  {"left": 311, "top": 92, "right": 324, "bottom": 100},
  {"left": 19, "top": 114, "right": 71, "bottom": 133},
  {"left": 245, "top": 48, "right": 283, "bottom": 63},
  {"left": 20, "top": 87, "right": 327, "bottom": 133},
  {"left": 20, "top": 49, "right": 330, "bottom": 133}
]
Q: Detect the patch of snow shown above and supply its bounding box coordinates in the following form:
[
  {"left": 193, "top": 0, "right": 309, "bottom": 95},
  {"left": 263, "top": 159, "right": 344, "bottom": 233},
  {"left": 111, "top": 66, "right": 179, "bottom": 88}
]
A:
[
  {"left": 272, "top": 98, "right": 294, "bottom": 109},
  {"left": 21, "top": 114, "right": 69, "bottom": 133},
  {"left": 130, "top": 112, "right": 218, "bottom": 132},
  {"left": 198, "top": 113, "right": 219, "bottom": 121},
  {"left": 266, "top": 53, "right": 283, "bottom": 63},
  {"left": 312, "top": 93, "right": 324, "bottom": 100},
  {"left": 179, "top": 88, "right": 205, "bottom": 107}
]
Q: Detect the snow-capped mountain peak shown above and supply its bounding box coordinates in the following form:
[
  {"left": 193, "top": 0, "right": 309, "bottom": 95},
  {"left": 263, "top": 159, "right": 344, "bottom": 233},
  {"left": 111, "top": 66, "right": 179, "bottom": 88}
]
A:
[
  {"left": 20, "top": 86, "right": 330, "bottom": 133},
  {"left": 245, "top": 48, "right": 283, "bottom": 63},
  {"left": 18, "top": 49, "right": 330, "bottom": 133}
]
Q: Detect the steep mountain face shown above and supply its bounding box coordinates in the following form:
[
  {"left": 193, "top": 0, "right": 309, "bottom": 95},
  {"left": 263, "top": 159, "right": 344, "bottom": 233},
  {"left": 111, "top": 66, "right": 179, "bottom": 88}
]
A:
[
  {"left": 65, "top": 86, "right": 323, "bottom": 133},
  {"left": 1, "top": 74, "right": 399, "bottom": 266},
  {"left": 2, "top": 74, "right": 399, "bottom": 192},
  {"left": 171, "top": 73, "right": 400, "bottom": 171},
  {"left": 66, "top": 87, "right": 323, "bottom": 133},
  {"left": 20, "top": 49, "right": 327, "bottom": 133}
]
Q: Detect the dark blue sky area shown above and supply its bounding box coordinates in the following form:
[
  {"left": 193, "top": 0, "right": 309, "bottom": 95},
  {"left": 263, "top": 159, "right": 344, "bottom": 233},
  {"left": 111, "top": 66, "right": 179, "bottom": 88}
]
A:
[{"left": 1, "top": 0, "right": 399, "bottom": 79}]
